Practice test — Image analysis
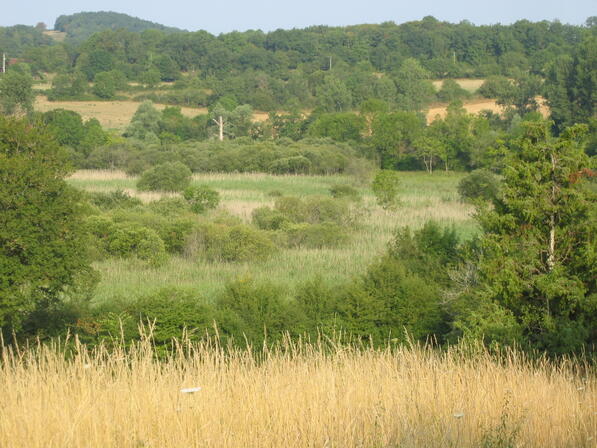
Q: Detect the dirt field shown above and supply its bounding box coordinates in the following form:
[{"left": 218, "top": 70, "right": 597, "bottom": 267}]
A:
[{"left": 34, "top": 96, "right": 208, "bottom": 129}]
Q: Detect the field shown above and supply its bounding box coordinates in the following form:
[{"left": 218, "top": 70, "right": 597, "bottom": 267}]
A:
[
  {"left": 35, "top": 96, "right": 208, "bottom": 130},
  {"left": 0, "top": 338, "right": 594, "bottom": 447},
  {"left": 68, "top": 170, "right": 476, "bottom": 304},
  {"left": 432, "top": 78, "right": 485, "bottom": 93}
]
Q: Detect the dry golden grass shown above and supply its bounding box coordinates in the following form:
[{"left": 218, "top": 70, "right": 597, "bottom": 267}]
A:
[
  {"left": 426, "top": 97, "right": 550, "bottom": 123},
  {"left": 43, "top": 30, "right": 67, "bottom": 42},
  {"left": 34, "top": 97, "right": 208, "bottom": 130},
  {"left": 0, "top": 338, "right": 594, "bottom": 448},
  {"left": 432, "top": 78, "right": 486, "bottom": 92}
]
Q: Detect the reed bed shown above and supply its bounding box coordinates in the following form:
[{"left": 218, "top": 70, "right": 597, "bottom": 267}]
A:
[{"left": 0, "top": 337, "right": 594, "bottom": 447}]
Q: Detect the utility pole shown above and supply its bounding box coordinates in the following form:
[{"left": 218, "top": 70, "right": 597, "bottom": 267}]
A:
[
  {"left": 2, "top": 53, "right": 5, "bottom": 74},
  {"left": 329, "top": 56, "right": 332, "bottom": 71}
]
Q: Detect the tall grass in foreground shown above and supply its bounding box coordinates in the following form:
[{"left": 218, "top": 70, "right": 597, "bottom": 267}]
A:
[{"left": 0, "top": 337, "right": 594, "bottom": 447}]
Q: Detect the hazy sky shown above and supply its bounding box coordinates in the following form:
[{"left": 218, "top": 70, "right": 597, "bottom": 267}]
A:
[{"left": 2, "top": 0, "right": 595, "bottom": 33}]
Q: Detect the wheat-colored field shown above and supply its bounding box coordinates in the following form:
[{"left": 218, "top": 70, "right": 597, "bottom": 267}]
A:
[
  {"left": 432, "top": 78, "right": 486, "bottom": 93},
  {"left": 34, "top": 97, "right": 208, "bottom": 130},
  {"left": 426, "top": 97, "right": 550, "bottom": 123},
  {"left": 0, "top": 337, "right": 594, "bottom": 448}
]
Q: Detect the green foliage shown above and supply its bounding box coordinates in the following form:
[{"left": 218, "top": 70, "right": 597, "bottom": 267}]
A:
[
  {"left": 474, "top": 121, "right": 596, "bottom": 353},
  {"left": 394, "top": 58, "right": 436, "bottom": 111},
  {"left": 283, "top": 222, "right": 349, "bottom": 248},
  {"left": 329, "top": 184, "right": 361, "bottom": 201},
  {"left": 458, "top": 169, "right": 501, "bottom": 203},
  {"left": 372, "top": 170, "right": 401, "bottom": 209},
  {"left": 216, "top": 277, "right": 302, "bottom": 346},
  {"left": 252, "top": 207, "right": 290, "bottom": 230},
  {"left": 187, "top": 223, "right": 277, "bottom": 263},
  {"left": 88, "top": 189, "right": 143, "bottom": 210},
  {"left": 0, "top": 71, "right": 34, "bottom": 116},
  {"left": 478, "top": 76, "right": 512, "bottom": 99},
  {"left": 316, "top": 76, "right": 353, "bottom": 112},
  {"left": 47, "top": 72, "right": 88, "bottom": 100},
  {"left": 0, "top": 117, "right": 95, "bottom": 331},
  {"left": 183, "top": 185, "right": 220, "bottom": 213},
  {"left": 137, "top": 161, "right": 192, "bottom": 192},
  {"left": 268, "top": 155, "right": 312, "bottom": 174},
  {"left": 125, "top": 101, "right": 162, "bottom": 142},
  {"left": 308, "top": 113, "right": 364, "bottom": 141},
  {"left": 437, "top": 79, "right": 472, "bottom": 102},
  {"left": 544, "top": 35, "right": 596, "bottom": 132},
  {"left": 54, "top": 11, "right": 181, "bottom": 41},
  {"left": 92, "top": 70, "right": 127, "bottom": 99},
  {"left": 107, "top": 222, "right": 167, "bottom": 266}
]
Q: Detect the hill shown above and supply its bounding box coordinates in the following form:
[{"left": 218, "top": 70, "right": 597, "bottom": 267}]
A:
[{"left": 53, "top": 11, "right": 183, "bottom": 41}]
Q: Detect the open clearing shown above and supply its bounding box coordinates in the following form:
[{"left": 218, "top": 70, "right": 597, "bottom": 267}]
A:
[
  {"left": 68, "top": 170, "right": 476, "bottom": 303},
  {"left": 432, "top": 78, "right": 485, "bottom": 92},
  {"left": 34, "top": 96, "right": 208, "bottom": 130},
  {"left": 426, "top": 97, "right": 550, "bottom": 122}
]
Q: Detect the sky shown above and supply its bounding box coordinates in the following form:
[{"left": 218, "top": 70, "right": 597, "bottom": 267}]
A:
[{"left": 2, "top": 0, "right": 595, "bottom": 34}]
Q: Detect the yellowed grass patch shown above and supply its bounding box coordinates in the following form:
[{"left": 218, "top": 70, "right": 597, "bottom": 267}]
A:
[
  {"left": 35, "top": 97, "right": 208, "bottom": 130},
  {"left": 427, "top": 97, "right": 550, "bottom": 123},
  {"left": 0, "top": 340, "right": 593, "bottom": 448}
]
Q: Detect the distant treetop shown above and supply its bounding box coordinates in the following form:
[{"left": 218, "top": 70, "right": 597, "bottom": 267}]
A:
[{"left": 54, "top": 11, "right": 184, "bottom": 41}]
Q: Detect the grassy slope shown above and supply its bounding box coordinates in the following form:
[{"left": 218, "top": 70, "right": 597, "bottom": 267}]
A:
[{"left": 69, "top": 171, "right": 476, "bottom": 304}]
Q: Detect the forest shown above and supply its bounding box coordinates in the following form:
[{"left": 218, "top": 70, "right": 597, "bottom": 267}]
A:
[{"left": 0, "top": 11, "right": 595, "bottom": 447}]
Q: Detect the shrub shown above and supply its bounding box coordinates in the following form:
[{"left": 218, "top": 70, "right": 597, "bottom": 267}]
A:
[
  {"left": 183, "top": 185, "right": 220, "bottom": 213},
  {"left": 284, "top": 222, "right": 349, "bottom": 248},
  {"left": 252, "top": 206, "right": 290, "bottom": 230},
  {"left": 108, "top": 222, "right": 167, "bottom": 266},
  {"left": 146, "top": 197, "right": 191, "bottom": 216},
  {"left": 187, "top": 223, "right": 277, "bottom": 263},
  {"left": 303, "top": 195, "right": 350, "bottom": 225},
  {"left": 88, "top": 189, "right": 142, "bottom": 210},
  {"left": 329, "top": 184, "right": 361, "bottom": 201},
  {"left": 372, "top": 170, "right": 401, "bottom": 209},
  {"left": 457, "top": 169, "right": 500, "bottom": 203},
  {"left": 220, "top": 226, "right": 278, "bottom": 262},
  {"left": 268, "top": 155, "right": 312, "bottom": 174},
  {"left": 131, "top": 289, "right": 215, "bottom": 345},
  {"left": 274, "top": 196, "right": 307, "bottom": 223},
  {"left": 215, "top": 277, "right": 304, "bottom": 345},
  {"left": 137, "top": 161, "right": 192, "bottom": 192}
]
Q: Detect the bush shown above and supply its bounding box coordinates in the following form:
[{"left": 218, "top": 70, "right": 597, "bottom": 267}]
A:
[
  {"left": 303, "top": 195, "right": 350, "bottom": 225},
  {"left": 183, "top": 185, "right": 220, "bottom": 213},
  {"left": 252, "top": 206, "right": 290, "bottom": 230},
  {"left": 88, "top": 189, "right": 142, "bottom": 210},
  {"left": 187, "top": 223, "right": 277, "bottom": 263},
  {"left": 137, "top": 161, "right": 192, "bottom": 192},
  {"left": 268, "top": 156, "right": 312, "bottom": 174},
  {"left": 108, "top": 222, "right": 167, "bottom": 266},
  {"left": 274, "top": 196, "right": 308, "bottom": 223},
  {"left": 329, "top": 184, "right": 361, "bottom": 201},
  {"left": 284, "top": 222, "right": 349, "bottom": 248},
  {"left": 215, "top": 278, "right": 304, "bottom": 346},
  {"left": 372, "top": 170, "right": 401, "bottom": 209},
  {"left": 457, "top": 169, "right": 500, "bottom": 203}
]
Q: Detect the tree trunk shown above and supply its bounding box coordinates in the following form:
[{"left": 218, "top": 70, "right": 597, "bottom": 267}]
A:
[{"left": 547, "top": 152, "right": 557, "bottom": 271}]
